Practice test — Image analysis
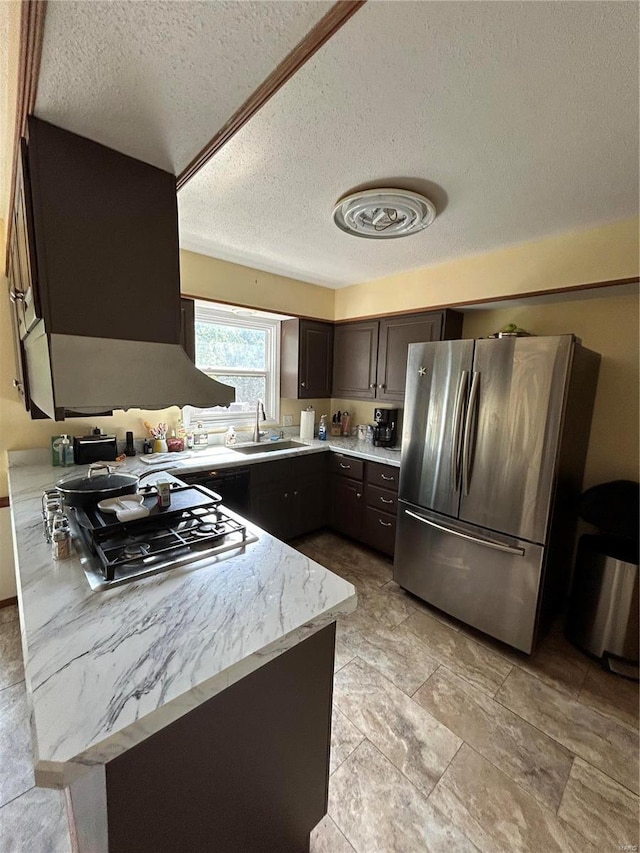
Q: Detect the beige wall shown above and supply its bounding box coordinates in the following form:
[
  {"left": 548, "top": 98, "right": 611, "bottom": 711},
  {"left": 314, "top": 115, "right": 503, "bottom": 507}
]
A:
[
  {"left": 181, "top": 250, "right": 335, "bottom": 320},
  {"left": 462, "top": 292, "right": 640, "bottom": 489},
  {"left": 334, "top": 218, "right": 639, "bottom": 320}
]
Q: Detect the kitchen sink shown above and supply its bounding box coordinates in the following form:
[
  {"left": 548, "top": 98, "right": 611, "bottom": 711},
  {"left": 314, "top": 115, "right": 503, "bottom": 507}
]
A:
[{"left": 232, "top": 440, "right": 307, "bottom": 455}]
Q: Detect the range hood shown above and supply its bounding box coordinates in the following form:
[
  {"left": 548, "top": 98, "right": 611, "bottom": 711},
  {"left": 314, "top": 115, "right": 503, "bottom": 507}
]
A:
[{"left": 18, "top": 117, "right": 234, "bottom": 420}]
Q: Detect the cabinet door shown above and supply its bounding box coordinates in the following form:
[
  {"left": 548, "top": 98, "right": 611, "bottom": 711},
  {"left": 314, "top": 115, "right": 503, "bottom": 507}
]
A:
[
  {"left": 293, "top": 475, "right": 328, "bottom": 538},
  {"left": 376, "top": 312, "right": 443, "bottom": 401},
  {"left": 250, "top": 484, "right": 291, "bottom": 540},
  {"left": 8, "top": 225, "right": 27, "bottom": 339},
  {"left": 290, "top": 454, "right": 328, "bottom": 538},
  {"left": 280, "top": 319, "right": 333, "bottom": 400},
  {"left": 299, "top": 320, "right": 333, "bottom": 398},
  {"left": 330, "top": 476, "right": 364, "bottom": 540},
  {"left": 14, "top": 139, "right": 40, "bottom": 336},
  {"left": 332, "top": 321, "right": 378, "bottom": 399},
  {"left": 7, "top": 239, "right": 30, "bottom": 411}
]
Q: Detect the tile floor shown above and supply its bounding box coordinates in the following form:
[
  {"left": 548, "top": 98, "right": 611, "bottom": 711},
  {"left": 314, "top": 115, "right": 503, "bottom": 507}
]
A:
[
  {"left": 0, "top": 530, "right": 638, "bottom": 852},
  {"left": 295, "top": 531, "right": 639, "bottom": 853}
]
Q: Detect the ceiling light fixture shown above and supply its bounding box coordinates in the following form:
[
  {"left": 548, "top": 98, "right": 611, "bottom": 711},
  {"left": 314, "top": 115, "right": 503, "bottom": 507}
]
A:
[{"left": 332, "top": 188, "right": 436, "bottom": 239}]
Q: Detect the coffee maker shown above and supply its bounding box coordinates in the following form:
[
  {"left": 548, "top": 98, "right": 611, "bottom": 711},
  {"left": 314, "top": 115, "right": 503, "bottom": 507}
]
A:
[{"left": 372, "top": 408, "right": 399, "bottom": 448}]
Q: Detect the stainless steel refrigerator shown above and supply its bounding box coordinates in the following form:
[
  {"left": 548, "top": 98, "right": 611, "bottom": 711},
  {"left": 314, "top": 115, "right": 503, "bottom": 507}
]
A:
[{"left": 394, "top": 335, "right": 600, "bottom": 653}]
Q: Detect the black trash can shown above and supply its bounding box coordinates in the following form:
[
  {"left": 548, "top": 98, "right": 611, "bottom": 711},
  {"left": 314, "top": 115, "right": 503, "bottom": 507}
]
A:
[{"left": 566, "top": 481, "right": 639, "bottom": 679}]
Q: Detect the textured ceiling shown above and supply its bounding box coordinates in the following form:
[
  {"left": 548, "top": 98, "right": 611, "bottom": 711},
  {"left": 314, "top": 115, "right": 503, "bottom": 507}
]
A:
[
  {"left": 34, "top": 0, "right": 332, "bottom": 173},
  {"left": 178, "top": 1, "right": 639, "bottom": 287}
]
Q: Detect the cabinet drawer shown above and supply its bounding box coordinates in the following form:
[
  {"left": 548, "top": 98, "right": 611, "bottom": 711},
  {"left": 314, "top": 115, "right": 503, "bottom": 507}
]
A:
[
  {"left": 330, "top": 454, "right": 364, "bottom": 480},
  {"left": 366, "top": 461, "right": 399, "bottom": 492},
  {"left": 366, "top": 484, "right": 398, "bottom": 514},
  {"left": 363, "top": 506, "right": 397, "bottom": 557}
]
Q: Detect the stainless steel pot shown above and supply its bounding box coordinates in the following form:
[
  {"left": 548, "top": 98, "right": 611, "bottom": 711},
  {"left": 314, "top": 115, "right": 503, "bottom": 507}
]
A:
[{"left": 56, "top": 464, "right": 139, "bottom": 508}]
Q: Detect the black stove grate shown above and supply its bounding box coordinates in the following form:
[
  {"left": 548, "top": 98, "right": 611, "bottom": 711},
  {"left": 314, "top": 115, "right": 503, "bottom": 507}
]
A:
[{"left": 75, "top": 503, "right": 254, "bottom": 584}]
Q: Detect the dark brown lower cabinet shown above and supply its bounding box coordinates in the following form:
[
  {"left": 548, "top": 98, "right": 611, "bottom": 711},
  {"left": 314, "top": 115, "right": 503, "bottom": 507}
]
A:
[
  {"left": 330, "top": 454, "right": 400, "bottom": 556},
  {"left": 330, "top": 476, "right": 364, "bottom": 541},
  {"left": 363, "top": 505, "right": 397, "bottom": 556},
  {"left": 247, "top": 451, "right": 399, "bottom": 556},
  {"left": 70, "top": 624, "right": 336, "bottom": 853},
  {"left": 249, "top": 453, "right": 328, "bottom": 540}
]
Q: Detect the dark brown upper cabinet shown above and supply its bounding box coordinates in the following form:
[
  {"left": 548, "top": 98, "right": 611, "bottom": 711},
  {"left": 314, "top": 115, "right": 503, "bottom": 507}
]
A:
[
  {"left": 12, "top": 139, "right": 41, "bottom": 340},
  {"left": 331, "top": 320, "right": 379, "bottom": 399},
  {"left": 281, "top": 318, "right": 334, "bottom": 399},
  {"left": 26, "top": 116, "right": 180, "bottom": 344},
  {"left": 332, "top": 310, "right": 463, "bottom": 402}
]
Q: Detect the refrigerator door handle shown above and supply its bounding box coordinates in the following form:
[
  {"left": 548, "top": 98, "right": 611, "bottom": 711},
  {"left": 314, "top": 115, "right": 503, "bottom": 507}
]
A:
[
  {"left": 462, "top": 371, "right": 480, "bottom": 495},
  {"left": 404, "top": 509, "right": 525, "bottom": 556},
  {"left": 450, "top": 371, "right": 469, "bottom": 491}
]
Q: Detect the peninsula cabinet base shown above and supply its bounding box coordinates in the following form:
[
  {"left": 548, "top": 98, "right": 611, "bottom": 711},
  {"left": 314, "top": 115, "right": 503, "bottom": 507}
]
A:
[{"left": 68, "top": 624, "right": 336, "bottom": 853}]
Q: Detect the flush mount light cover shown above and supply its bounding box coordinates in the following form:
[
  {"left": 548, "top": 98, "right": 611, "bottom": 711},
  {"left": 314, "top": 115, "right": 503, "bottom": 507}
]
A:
[{"left": 333, "top": 188, "right": 436, "bottom": 239}]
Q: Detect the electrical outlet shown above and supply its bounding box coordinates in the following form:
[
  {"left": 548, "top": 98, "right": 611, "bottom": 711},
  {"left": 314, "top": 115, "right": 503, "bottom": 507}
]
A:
[{"left": 283, "top": 414, "right": 293, "bottom": 427}]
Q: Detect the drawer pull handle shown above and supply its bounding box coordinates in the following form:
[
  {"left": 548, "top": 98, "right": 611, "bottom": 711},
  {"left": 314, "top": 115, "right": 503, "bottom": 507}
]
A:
[
  {"left": 380, "top": 474, "right": 395, "bottom": 481},
  {"left": 339, "top": 463, "right": 351, "bottom": 469},
  {"left": 379, "top": 519, "right": 392, "bottom": 527},
  {"left": 356, "top": 492, "right": 362, "bottom": 499},
  {"left": 379, "top": 496, "right": 393, "bottom": 504}
]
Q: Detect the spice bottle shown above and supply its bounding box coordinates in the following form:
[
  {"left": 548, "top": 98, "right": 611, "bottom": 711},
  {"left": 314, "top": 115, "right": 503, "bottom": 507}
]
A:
[{"left": 52, "top": 515, "right": 72, "bottom": 561}]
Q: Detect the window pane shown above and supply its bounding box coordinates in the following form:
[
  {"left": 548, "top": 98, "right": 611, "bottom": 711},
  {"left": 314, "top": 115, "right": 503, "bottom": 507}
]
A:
[
  {"left": 195, "top": 323, "right": 266, "bottom": 370},
  {"left": 213, "top": 374, "right": 267, "bottom": 409}
]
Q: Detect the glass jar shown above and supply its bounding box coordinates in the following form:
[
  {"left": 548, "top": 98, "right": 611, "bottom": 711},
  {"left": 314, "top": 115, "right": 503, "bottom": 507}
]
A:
[{"left": 52, "top": 515, "right": 72, "bottom": 561}]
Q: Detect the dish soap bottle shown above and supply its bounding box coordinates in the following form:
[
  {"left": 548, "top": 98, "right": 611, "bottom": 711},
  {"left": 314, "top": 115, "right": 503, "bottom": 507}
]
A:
[
  {"left": 318, "top": 414, "right": 327, "bottom": 441},
  {"left": 60, "top": 434, "right": 73, "bottom": 466}
]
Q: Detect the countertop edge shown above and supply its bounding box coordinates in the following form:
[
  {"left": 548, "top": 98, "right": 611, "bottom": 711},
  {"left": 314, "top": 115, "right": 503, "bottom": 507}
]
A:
[{"left": 32, "top": 592, "right": 357, "bottom": 788}]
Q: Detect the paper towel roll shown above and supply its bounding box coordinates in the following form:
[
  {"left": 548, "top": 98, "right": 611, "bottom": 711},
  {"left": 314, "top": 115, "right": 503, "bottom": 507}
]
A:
[{"left": 300, "top": 409, "right": 315, "bottom": 440}]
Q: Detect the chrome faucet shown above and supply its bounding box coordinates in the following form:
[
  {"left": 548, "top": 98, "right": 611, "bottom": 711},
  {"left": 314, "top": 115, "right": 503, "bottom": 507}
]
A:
[{"left": 253, "top": 400, "right": 266, "bottom": 442}]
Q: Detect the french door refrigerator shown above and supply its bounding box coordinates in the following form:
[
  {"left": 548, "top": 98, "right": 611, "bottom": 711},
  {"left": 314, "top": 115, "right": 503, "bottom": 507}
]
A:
[{"left": 394, "top": 335, "right": 600, "bottom": 653}]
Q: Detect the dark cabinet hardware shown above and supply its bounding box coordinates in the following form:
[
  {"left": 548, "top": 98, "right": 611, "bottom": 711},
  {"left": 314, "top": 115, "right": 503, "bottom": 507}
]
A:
[
  {"left": 379, "top": 519, "right": 392, "bottom": 527},
  {"left": 381, "top": 473, "right": 395, "bottom": 481},
  {"left": 380, "top": 496, "right": 393, "bottom": 504},
  {"left": 339, "top": 463, "right": 351, "bottom": 469}
]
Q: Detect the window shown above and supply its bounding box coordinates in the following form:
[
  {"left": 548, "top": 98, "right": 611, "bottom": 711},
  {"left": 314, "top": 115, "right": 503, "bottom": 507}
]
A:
[{"left": 184, "top": 301, "right": 282, "bottom": 426}]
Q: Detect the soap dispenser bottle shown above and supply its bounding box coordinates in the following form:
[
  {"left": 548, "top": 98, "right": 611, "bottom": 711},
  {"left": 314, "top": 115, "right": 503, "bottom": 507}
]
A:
[
  {"left": 318, "top": 415, "right": 327, "bottom": 441},
  {"left": 60, "top": 434, "right": 73, "bottom": 466}
]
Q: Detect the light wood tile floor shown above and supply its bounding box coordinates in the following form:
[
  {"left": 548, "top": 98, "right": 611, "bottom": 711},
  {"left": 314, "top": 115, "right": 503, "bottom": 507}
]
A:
[
  {"left": 293, "top": 531, "right": 639, "bottom": 853},
  {"left": 1, "top": 530, "right": 638, "bottom": 852}
]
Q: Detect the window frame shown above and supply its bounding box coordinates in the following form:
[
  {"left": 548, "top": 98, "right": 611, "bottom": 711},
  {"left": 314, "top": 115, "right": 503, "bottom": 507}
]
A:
[{"left": 184, "top": 302, "right": 281, "bottom": 428}]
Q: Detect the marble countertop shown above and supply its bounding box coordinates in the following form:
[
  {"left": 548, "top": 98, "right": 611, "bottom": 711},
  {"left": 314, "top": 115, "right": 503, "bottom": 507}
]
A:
[
  {"left": 126, "top": 435, "right": 402, "bottom": 478},
  {"left": 7, "top": 449, "right": 357, "bottom": 786}
]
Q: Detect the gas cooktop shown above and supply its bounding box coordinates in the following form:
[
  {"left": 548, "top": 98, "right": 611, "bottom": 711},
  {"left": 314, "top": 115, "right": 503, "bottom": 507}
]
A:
[{"left": 46, "top": 482, "right": 258, "bottom": 590}]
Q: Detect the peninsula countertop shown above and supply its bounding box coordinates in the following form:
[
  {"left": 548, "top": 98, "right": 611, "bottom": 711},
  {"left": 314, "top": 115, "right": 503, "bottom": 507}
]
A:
[{"left": 7, "top": 449, "right": 357, "bottom": 786}]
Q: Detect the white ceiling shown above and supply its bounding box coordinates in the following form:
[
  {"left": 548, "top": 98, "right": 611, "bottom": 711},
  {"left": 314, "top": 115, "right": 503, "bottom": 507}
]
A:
[
  {"left": 34, "top": 0, "right": 332, "bottom": 174},
  {"left": 33, "top": 1, "right": 639, "bottom": 290},
  {"left": 178, "top": 1, "right": 639, "bottom": 287}
]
